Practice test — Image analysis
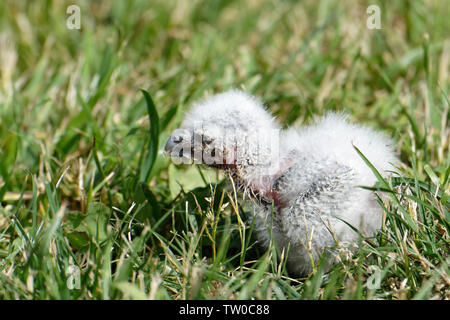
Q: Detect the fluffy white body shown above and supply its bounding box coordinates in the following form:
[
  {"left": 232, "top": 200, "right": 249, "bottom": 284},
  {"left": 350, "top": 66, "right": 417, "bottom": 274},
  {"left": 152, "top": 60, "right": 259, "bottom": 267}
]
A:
[{"left": 165, "top": 90, "right": 398, "bottom": 276}]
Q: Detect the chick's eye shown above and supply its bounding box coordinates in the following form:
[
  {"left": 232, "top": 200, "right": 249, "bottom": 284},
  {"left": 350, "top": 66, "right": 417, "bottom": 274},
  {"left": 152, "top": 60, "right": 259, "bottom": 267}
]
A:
[{"left": 172, "top": 135, "right": 183, "bottom": 143}]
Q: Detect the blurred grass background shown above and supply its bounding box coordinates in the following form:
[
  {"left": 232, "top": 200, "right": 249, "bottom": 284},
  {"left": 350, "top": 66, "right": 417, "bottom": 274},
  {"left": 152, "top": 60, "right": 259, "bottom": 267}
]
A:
[{"left": 0, "top": 0, "right": 448, "bottom": 299}]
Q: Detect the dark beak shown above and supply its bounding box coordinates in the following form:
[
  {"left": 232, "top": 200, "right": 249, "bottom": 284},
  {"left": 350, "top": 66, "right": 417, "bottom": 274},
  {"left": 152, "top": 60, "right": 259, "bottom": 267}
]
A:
[{"left": 164, "top": 137, "right": 178, "bottom": 156}]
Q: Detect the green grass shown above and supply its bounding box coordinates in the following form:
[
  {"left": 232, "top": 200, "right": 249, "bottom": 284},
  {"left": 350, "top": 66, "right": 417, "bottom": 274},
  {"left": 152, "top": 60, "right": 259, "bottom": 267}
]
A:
[{"left": 0, "top": 0, "right": 448, "bottom": 299}]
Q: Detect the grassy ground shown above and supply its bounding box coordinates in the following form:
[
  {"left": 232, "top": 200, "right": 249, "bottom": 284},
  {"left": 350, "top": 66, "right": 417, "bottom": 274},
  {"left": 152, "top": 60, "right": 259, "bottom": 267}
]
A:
[{"left": 0, "top": 0, "right": 448, "bottom": 300}]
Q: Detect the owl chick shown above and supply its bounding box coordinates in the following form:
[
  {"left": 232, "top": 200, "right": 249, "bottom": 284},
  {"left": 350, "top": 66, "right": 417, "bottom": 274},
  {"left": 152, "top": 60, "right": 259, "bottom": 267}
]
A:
[{"left": 164, "top": 90, "right": 398, "bottom": 276}]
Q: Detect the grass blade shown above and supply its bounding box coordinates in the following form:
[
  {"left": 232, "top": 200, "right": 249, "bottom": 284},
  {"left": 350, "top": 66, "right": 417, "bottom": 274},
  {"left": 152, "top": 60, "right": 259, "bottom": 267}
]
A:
[{"left": 139, "top": 89, "right": 160, "bottom": 183}]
